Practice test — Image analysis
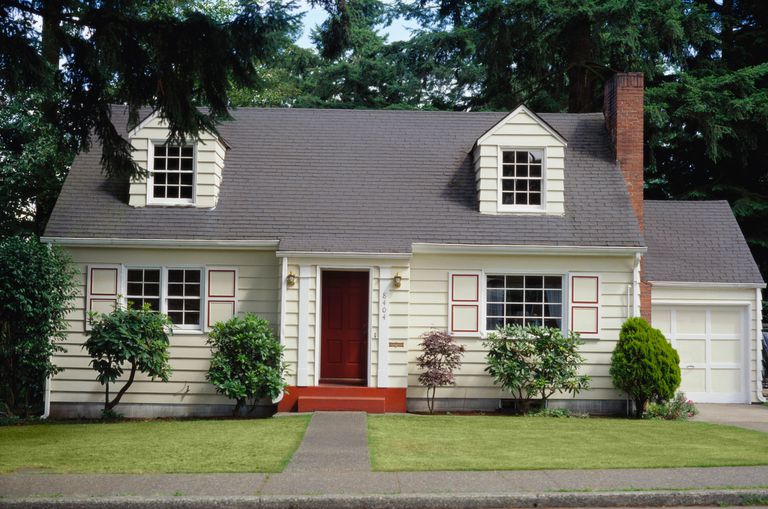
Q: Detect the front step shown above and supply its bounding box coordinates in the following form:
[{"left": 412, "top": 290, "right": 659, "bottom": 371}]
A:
[
  {"left": 278, "top": 386, "right": 407, "bottom": 413},
  {"left": 298, "top": 396, "right": 386, "bottom": 413}
]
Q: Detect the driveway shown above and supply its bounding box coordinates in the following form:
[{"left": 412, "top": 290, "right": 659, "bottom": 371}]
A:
[{"left": 694, "top": 403, "right": 768, "bottom": 433}]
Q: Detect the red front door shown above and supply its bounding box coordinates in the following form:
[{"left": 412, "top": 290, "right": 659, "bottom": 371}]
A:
[{"left": 320, "top": 271, "right": 369, "bottom": 385}]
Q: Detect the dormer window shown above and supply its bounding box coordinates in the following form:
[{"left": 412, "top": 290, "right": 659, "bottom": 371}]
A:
[
  {"left": 500, "top": 149, "right": 544, "bottom": 209},
  {"left": 149, "top": 143, "right": 195, "bottom": 204}
]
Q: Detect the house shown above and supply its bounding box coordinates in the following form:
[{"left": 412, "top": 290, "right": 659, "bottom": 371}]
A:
[{"left": 42, "top": 73, "right": 765, "bottom": 417}]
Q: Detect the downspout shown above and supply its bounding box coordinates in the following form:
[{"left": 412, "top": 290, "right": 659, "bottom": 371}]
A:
[
  {"left": 756, "top": 288, "right": 766, "bottom": 403},
  {"left": 41, "top": 376, "right": 51, "bottom": 420},
  {"left": 273, "top": 256, "right": 288, "bottom": 404},
  {"left": 632, "top": 253, "right": 641, "bottom": 318}
]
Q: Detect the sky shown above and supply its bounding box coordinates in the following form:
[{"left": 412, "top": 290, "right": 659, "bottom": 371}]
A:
[{"left": 295, "top": 1, "right": 417, "bottom": 49}]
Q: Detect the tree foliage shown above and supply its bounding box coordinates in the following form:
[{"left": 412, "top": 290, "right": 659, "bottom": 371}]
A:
[
  {"left": 0, "top": 236, "right": 77, "bottom": 417},
  {"left": 484, "top": 325, "right": 591, "bottom": 412},
  {"left": 206, "top": 313, "right": 287, "bottom": 416},
  {"left": 84, "top": 304, "right": 173, "bottom": 414},
  {"left": 610, "top": 318, "right": 681, "bottom": 418},
  {"left": 416, "top": 329, "right": 465, "bottom": 414}
]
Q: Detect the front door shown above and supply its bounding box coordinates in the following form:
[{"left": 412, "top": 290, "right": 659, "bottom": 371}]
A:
[{"left": 320, "top": 271, "right": 369, "bottom": 385}]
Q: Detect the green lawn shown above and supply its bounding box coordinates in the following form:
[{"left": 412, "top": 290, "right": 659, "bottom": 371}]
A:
[
  {"left": 0, "top": 416, "right": 310, "bottom": 474},
  {"left": 368, "top": 415, "right": 768, "bottom": 471}
]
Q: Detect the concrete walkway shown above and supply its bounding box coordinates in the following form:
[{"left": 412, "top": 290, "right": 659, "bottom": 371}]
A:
[
  {"left": 694, "top": 403, "right": 768, "bottom": 433},
  {"left": 283, "top": 412, "right": 370, "bottom": 473}
]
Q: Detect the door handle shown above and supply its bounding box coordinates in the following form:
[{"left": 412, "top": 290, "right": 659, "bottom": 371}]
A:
[{"left": 686, "top": 365, "right": 695, "bottom": 369}]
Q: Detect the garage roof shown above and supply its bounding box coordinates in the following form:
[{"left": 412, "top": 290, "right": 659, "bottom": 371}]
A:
[{"left": 644, "top": 200, "right": 764, "bottom": 285}]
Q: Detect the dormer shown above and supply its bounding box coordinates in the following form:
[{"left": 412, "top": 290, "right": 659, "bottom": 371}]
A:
[
  {"left": 127, "top": 112, "right": 228, "bottom": 208},
  {"left": 474, "top": 105, "right": 566, "bottom": 215}
]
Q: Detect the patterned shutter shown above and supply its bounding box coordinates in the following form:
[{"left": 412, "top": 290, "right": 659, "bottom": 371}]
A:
[
  {"left": 205, "top": 267, "right": 238, "bottom": 330},
  {"left": 86, "top": 265, "right": 121, "bottom": 330},
  {"left": 569, "top": 273, "right": 600, "bottom": 338},
  {"left": 448, "top": 272, "right": 482, "bottom": 336}
]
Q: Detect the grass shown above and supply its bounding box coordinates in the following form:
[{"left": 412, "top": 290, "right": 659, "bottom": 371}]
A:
[
  {"left": 0, "top": 416, "right": 310, "bottom": 474},
  {"left": 368, "top": 415, "right": 768, "bottom": 471}
]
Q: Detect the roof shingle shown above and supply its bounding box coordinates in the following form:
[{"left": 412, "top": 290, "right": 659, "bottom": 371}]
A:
[{"left": 45, "top": 107, "right": 644, "bottom": 252}]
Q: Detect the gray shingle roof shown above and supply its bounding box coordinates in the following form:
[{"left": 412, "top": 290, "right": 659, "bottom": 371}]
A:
[
  {"left": 644, "top": 200, "right": 764, "bottom": 285},
  {"left": 45, "top": 107, "right": 644, "bottom": 252}
]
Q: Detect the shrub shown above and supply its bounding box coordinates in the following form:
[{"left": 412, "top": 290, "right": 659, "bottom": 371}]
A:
[
  {"left": 0, "top": 236, "right": 78, "bottom": 417},
  {"left": 484, "top": 325, "right": 591, "bottom": 412},
  {"left": 610, "top": 317, "right": 681, "bottom": 418},
  {"left": 206, "top": 314, "right": 287, "bottom": 416},
  {"left": 84, "top": 304, "right": 172, "bottom": 413},
  {"left": 645, "top": 392, "right": 698, "bottom": 420},
  {"left": 416, "top": 330, "right": 465, "bottom": 414}
]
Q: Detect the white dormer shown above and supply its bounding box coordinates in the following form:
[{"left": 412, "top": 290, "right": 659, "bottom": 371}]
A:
[
  {"left": 474, "top": 105, "right": 566, "bottom": 216},
  {"left": 127, "top": 112, "right": 228, "bottom": 208}
]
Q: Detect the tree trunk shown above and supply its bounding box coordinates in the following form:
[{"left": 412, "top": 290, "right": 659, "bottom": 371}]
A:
[
  {"left": 35, "top": 0, "right": 63, "bottom": 236},
  {"left": 566, "top": 15, "right": 596, "bottom": 113},
  {"left": 720, "top": 0, "right": 734, "bottom": 69},
  {"left": 106, "top": 362, "right": 137, "bottom": 411},
  {"left": 634, "top": 397, "right": 646, "bottom": 418}
]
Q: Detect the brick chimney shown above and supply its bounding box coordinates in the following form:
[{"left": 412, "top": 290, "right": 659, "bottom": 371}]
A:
[
  {"left": 603, "top": 72, "right": 651, "bottom": 320},
  {"left": 603, "top": 72, "right": 645, "bottom": 231}
]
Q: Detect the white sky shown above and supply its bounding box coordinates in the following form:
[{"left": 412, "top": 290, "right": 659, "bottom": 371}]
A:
[{"left": 295, "top": 1, "right": 417, "bottom": 49}]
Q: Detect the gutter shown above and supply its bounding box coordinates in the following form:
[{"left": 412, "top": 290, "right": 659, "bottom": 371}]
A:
[
  {"left": 757, "top": 288, "right": 766, "bottom": 403},
  {"left": 41, "top": 376, "right": 51, "bottom": 420},
  {"left": 41, "top": 237, "right": 279, "bottom": 250},
  {"left": 632, "top": 253, "right": 641, "bottom": 317},
  {"left": 276, "top": 251, "right": 412, "bottom": 260},
  {"left": 412, "top": 243, "right": 646, "bottom": 257},
  {"left": 649, "top": 281, "right": 767, "bottom": 289},
  {"left": 273, "top": 256, "right": 288, "bottom": 405}
]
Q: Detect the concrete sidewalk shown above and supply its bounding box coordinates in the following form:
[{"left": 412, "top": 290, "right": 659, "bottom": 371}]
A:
[
  {"left": 1, "top": 466, "right": 767, "bottom": 498},
  {"left": 694, "top": 403, "right": 768, "bottom": 433}
]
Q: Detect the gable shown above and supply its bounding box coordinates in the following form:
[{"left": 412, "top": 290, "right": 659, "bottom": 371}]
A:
[
  {"left": 127, "top": 112, "right": 227, "bottom": 209},
  {"left": 473, "top": 106, "right": 568, "bottom": 216}
]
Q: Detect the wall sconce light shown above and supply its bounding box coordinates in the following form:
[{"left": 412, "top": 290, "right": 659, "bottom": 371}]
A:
[
  {"left": 393, "top": 273, "right": 402, "bottom": 288},
  {"left": 286, "top": 272, "right": 297, "bottom": 287}
]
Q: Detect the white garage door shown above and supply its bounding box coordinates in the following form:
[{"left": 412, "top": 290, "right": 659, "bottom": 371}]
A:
[{"left": 652, "top": 306, "right": 749, "bottom": 403}]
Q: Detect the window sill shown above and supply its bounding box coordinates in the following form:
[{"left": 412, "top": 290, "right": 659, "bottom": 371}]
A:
[
  {"left": 171, "top": 329, "right": 205, "bottom": 335},
  {"left": 496, "top": 205, "right": 547, "bottom": 214}
]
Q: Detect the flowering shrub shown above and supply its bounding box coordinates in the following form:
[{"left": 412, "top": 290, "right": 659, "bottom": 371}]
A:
[
  {"left": 484, "top": 325, "right": 591, "bottom": 412},
  {"left": 645, "top": 392, "right": 698, "bottom": 420},
  {"left": 416, "top": 330, "right": 465, "bottom": 414}
]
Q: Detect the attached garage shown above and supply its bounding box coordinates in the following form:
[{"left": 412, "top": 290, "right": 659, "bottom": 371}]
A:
[
  {"left": 644, "top": 201, "right": 765, "bottom": 404},
  {"left": 652, "top": 304, "right": 750, "bottom": 403}
]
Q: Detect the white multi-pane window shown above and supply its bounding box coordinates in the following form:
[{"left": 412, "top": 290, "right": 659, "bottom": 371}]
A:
[
  {"left": 166, "top": 269, "right": 202, "bottom": 328},
  {"left": 152, "top": 144, "right": 194, "bottom": 201},
  {"left": 500, "top": 150, "right": 543, "bottom": 206},
  {"left": 486, "top": 275, "right": 563, "bottom": 331},
  {"left": 126, "top": 269, "right": 161, "bottom": 311}
]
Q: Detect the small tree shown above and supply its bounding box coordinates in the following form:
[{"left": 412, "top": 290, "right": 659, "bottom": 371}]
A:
[
  {"left": 84, "top": 304, "right": 172, "bottom": 414},
  {"left": 484, "top": 325, "right": 591, "bottom": 412},
  {"left": 416, "top": 330, "right": 465, "bottom": 414},
  {"left": 0, "top": 236, "right": 77, "bottom": 417},
  {"left": 610, "top": 317, "right": 681, "bottom": 418},
  {"left": 206, "top": 314, "right": 287, "bottom": 416}
]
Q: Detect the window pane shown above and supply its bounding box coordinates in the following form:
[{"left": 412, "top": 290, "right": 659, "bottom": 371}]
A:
[
  {"left": 530, "top": 164, "right": 542, "bottom": 178},
  {"left": 526, "top": 318, "right": 542, "bottom": 327},
  {"left": 515, "top": 151, "right": 527, "bottom": 163},
  {"left": 506, "top": 303, "right": 524, "bottom": 317},
  {"left": 181, "top": 158, "right": 193, "bottom": 171},
  {"left": 515, "top": 192, "right": 527, "bottom": 204},
  {"left": 186, "top": 312, "right": 200, "bottom": 325},
  {"left": 181, "top": 146, "right": 193, "bottom": 157},
  {"left": 168, "top": 311, "right": 183, "bottom": 324},
  {"left": 487, "top": 275, "right": 505, "bottom": 288},
  {"left": 487, "top": 289, "right": 504, "bottom": 302},
  {"left": 503, "top": 152, "right": 515, "bottom": 164},
  {"left": 515, "top": 165, "right": 528, "bottom": 178},
  {"left": 544, "top": 289, "right": 561, "bottom": 303},
  {"left": 168, "top": 284, "right": 184, "bottom": 296},
  {"left": 167, "top": 187, "right": 179, "bottom": 199},
  {"left": 529, "top": 179, "right": 541, "bottom": 192},
  {"left": 127, "top": 283, "right": 142, "bottom": 295},
  {"left": 506, "top": 275, "right": 524, "bottom": 287},
  {"left": 544, "top": 276, "right": 562, "bottom": 289},
  {"left": 185, "top": 270, "right": 201, "bottom": 283},
  {"left": 544, "top": 318, "right": 562, "bottom": 328},
  {"left": 525, "top": 303, "right": 543, "bottom": 317},
  {"left": 529, "top": 193, "right": 541, "bottom": 206},
  {"left": 154, "top": 157, "right": 166, "bottom": 170},
  {"left": 168, "top": 298, "right": 184, "bottom": 310},
  {"left": 180, "top": 186, "right": 193, "bottom": 199},
  {"left": 487, "top": 317, "right": 503, "bottom": 331},
  {"left": 487, "top": 303, "right": 504, "bottom": 316},
  {"left": 168, "top": 146, "right": 179, "bottom": 157},
  {"left": 544, "top": 304, "right": 562, "bottom": 318},
  {"left": 181, "top": 173, "right": 193, "bottom": 186},
  {"left": 502, "top": 193, "right": 515, "bottom": 205},
  {"left": 155, "top": 145, "right": 166, "bottom": 157},
  {"left": 145, "top": 270, "right": 160, "bottom": 282},
  {"left": 506, "top": 289, "right": 524, "bottom": 302},
  {"left": 529, "top": 151, "right": 542, "bottom": 163},
  {"left": 168, "top": 270, "right": 183, "bottom": 282},
  {"left": 507, "top": 317, "right": 524, "bottom": 326},
  {"left": 168, "top": 173, "right": 180, "bottom": 185},
  {"left": 144, "top": 283, "right": 160, "bottom": 296},
  {"left": 515, "top": 179, "right": 528, "bottom": 192},
  {"left": 525, "top": 289, "right": 543, "bottom": 302},
  {"left": 146, "top": 298, "right": 160, "bottom": 311},
  {"left": 502, "top": 166, "right": 515, "bottom": 177},
  {"left": 127, "top": 269, "right": 142, "bottom": 282},
  {"left": 186, "top": 284, "right": 200, "bottom": 297},
  {"left": 155, "top": 173, "right": 166, "bottom": 184},
  {"left": 153, "top": 186, "right": 165, "bottom": 198},
  {"left": 525, "top": 275, "right": 543, "bottom": 288},
  {"left": 502, "top": 179, "right": 514, "bottom": 191}
]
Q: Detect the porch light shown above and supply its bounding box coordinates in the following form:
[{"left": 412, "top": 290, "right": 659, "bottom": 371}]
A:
[
  {"left": 393, "top": 273, "right": 402, "bottom": 288},
  {"left": 286, "top": 272, "right": 297, "bottom": 287}
]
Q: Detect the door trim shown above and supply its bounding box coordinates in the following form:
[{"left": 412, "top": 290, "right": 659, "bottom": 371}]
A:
[
  {"left": 652, "top": 301, "right": 752, "bottom": 404},
  {"left": 315, "top": 267, "right": 373, "bottom": 387}
]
